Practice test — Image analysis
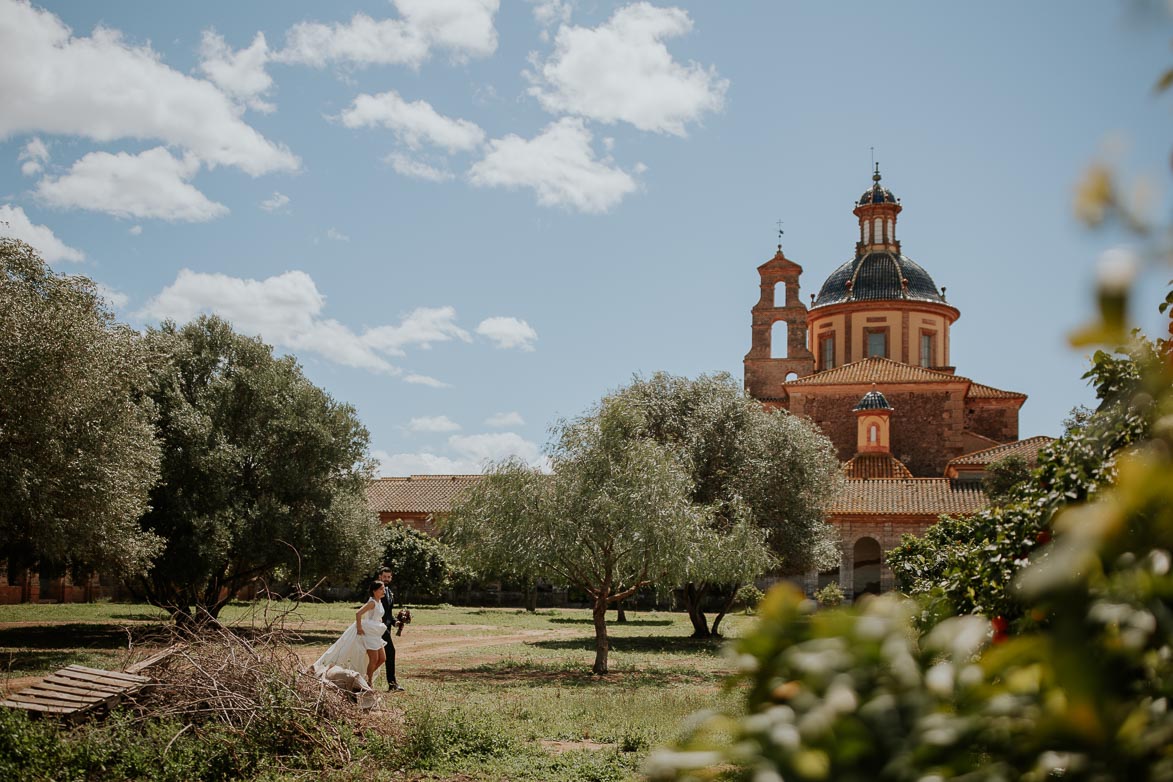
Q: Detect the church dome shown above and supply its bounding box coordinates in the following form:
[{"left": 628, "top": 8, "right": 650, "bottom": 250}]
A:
[
  {"left": 811, "top": 252, "right": 947, "bottom": 308},
  {"left": 853, "top": 389, "right": 891, "bottom": 411},
  {"left": 858, "top": 182, "right": 897, "bottom": 206}
]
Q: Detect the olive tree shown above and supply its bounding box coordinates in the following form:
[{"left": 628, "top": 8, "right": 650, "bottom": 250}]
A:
[
  {"left": 615, "top": 373, "right": 842, "bottom": 636},
  {"left": 133, "top": 316, "right": 385, "bottom": 621},
  {"left": 0, "top": 238, "right": 161, "bottom": 580},
  {"left": 446, "top": 398, "right": 706, "bottom": 674}
]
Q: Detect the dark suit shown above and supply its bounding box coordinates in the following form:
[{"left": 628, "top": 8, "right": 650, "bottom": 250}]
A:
[{"left": 379, "top": 587, "right": 397, "bottom": 686}]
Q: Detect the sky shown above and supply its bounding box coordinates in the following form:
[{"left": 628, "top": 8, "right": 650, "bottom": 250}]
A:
[{"left": 1, "top": 0, "right": 1169, "bottom": 477}]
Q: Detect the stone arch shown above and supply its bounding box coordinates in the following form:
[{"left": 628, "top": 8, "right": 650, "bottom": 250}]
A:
[{"left": 852, "top": 537, "right": 882, "bottom": 597}]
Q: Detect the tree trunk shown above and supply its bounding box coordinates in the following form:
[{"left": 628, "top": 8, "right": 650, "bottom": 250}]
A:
[
  {"left": 592, "top": 595, "right": 610, "bottom": 674},
  {"left": 615, "top": 599, "right": 627, "bottom": 623},
  {"left": 684, "top": 582, "right": 711, "bottom": 638},
  {"left": 709, "top": 583, "right": 740, "bottom": 637},
  {"left": 524, "top": 580, "right": 537, "bottom": 613}
]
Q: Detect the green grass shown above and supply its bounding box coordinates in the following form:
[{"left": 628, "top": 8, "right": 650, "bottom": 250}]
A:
[{"left": 0, "top": 601, "right": 753, "bottom": 780}]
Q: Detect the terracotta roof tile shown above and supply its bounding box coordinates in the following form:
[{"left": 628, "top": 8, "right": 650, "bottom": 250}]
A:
[
  {"left": 966, "top": 382, "right": 1027, "bottom": 400},
  {"left": 947, "top": 436, "right": 1055, "bottom": 468},
  {"left": 784, "top": 357, "right": 971, "bottom": 387},
  {"left": 367, "top": 475, "right": 482, "bottom": 515},
  {"left": 831, "top": 479, "right": 988, "bottom": 516},
  {"left": 843, "top": 453, "right": 913, "bottom": 479}
]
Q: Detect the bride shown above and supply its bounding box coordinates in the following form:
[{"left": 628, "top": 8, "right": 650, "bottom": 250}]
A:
[{"left": 313, "top": 581, "right": 389, "bottom": 688}]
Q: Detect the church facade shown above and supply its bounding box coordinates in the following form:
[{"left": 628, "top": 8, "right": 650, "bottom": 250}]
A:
[{"left": 744, "top": 167, "right": 1049, "bottom": 597}]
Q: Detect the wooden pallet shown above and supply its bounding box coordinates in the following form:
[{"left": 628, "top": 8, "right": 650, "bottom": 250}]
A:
[{"left": 1, "top": 664, "right": 152, "bottom": 719}]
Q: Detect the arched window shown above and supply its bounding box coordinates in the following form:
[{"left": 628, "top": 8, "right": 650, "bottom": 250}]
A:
[
  {"left": 863, "top": 221, "right": 870, "bottom": 244},
  {"left": 771, "top": 321, "right": 788, "bottom": 359},
  {"left": 869, "top": 424, "right": 878, "bottom": 444},
  {"left": 853, "top": 537, "right": 882, "bottom": 597},
  {"left": 886, "top": 218, "right": 894, "bottom": 241},
  {"left": 873, "top": 217, "right": 882, "bottom": 243}
]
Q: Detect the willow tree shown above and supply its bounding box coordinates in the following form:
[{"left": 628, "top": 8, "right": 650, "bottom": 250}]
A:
[
  {"left": 446, "top": 398, "right": 705, "bottom": 674},
  {"left": 0, "top": 238, "right": 161, "bottom": 581}
]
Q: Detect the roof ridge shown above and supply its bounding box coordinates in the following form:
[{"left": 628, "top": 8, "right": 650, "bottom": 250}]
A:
[{"left": 783, "top": 356, "right": 974, "bottom": 386}]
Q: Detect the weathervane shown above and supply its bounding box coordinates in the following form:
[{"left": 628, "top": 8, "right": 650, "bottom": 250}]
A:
[{"left": 776, "top": 218, "right": 784, "bottom": 249}]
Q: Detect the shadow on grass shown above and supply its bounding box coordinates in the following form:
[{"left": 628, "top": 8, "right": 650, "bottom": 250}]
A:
[
  {"left": 548, "top": 618, "right": 673, "bottom": 627},
  {"left": 0, "top": 623, "right": 172, "bottom": 650},
  {"left": 531, "top": 634, "right": 726, "bottom": 656},
  {"left": 416, "top": 659, "right": 724, "bottom": 689}
]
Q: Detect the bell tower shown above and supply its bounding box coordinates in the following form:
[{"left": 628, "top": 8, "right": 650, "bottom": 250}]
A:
[{"left": 744, "top": 243, "right": 814, "bottom": 401}]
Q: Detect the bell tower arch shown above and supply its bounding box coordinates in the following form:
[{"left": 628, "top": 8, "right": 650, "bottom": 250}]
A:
[{"left": 744, "top": 244, "right": 814, "bottom": 400}]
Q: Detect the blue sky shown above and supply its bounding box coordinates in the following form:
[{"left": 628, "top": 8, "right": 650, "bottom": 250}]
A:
[{"left": 1, "top": 1, "right": 1168, "bottom": 475}]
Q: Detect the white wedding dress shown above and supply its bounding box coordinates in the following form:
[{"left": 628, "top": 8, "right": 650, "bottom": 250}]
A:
[{"left": 313, "top": 598, "right": 388, "bottom": 685}]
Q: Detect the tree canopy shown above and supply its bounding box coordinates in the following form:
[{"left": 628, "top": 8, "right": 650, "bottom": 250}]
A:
[
  {"left": 610, "top": 373, "right": 842, "bottom": 635},
  {"left": 447, "top": 396, "right": 707, "bottom": 673},
  {"left": 0, "top": 238, "right": 161, "bottom": 577},
  {"left": 133, "top": 316, "right": 385, "bottom": 620}
]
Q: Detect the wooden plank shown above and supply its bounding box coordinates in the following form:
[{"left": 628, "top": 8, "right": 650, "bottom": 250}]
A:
[
  {"left": 124, "top": 643, "right": 185, "bottom": 675},
  {"left": 12, "top": 687, "right": 101, "bottom": 706},
  {"left": 21, "top": 681, "right": 108, "bottom": 700},
  {"left": 55, "top": 669, "right": 147, "bottom": 690},
  {"left": 7, "top": 692, "right": 88, "bottom": 709},
  {"left": 66, "top": 665, "right": 150, "bottom": 684},
  {"left": 0, "top": 699, "right": 75, "bottom": 715},
  {"left": 42, "top": 674, "right": 124, "bottom": 695}
]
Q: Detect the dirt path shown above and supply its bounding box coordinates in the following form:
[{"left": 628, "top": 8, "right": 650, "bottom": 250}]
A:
[{"left": 3, "top": 622, "right": 583, "bottom": 695}]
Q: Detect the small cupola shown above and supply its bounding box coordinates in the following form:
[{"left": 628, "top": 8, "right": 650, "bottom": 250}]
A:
[
  {"left": 854, "top": 164, "right": 902, "bottom": 254},
  {"left": 853, "top": 386, "right": 893, "bottom": 455}
]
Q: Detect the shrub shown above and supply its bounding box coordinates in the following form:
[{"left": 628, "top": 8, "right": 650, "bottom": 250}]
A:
[
  {"left": 735, "top": 584, "right": 764, "bottom": 613},
  {"left": 813, "top": 580, "right": 844, "bottom": 607}
]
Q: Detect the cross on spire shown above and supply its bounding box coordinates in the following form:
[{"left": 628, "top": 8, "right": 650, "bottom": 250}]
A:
[{"left": 776, "top": 218, "right": 784, "bottom": 250}]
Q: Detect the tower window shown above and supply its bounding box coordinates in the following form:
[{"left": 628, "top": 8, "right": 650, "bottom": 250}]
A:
[
  {"left": 920, "top": 332, "right": 935, "bottom": 368},
  {"left": 863, "top": 221, "right": 870, "bottom": 244},
  {"left": 869, "top": 424, "right": 878, "bottom": 444},
  {"left": 865, "top": 329, "right": 888, "bottom": 358},
  {"left": 873, "top": 217, "right": 882, "bottom": 243},
  {"left": 820, "top": 334, "right": 834, "bottom": 369}
]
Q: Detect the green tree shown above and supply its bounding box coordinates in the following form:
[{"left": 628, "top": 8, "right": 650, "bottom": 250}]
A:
[
  {"left": 980, "top": 453, "right": 1032, "bottom": 506},
  {"left": 134, "top": 316, "right": 384, "bottom": 621},
  {"left": 613, "top": 373, "right": 841, "bottom": 636},
  {"left": 446, "top": 397, "right": 706, "bottom": 674},
  {"left": 0, "top": 238, "right": 161, "bottom": 580},
  {"left": 372, "top": 522, "right": 458, "bottom": 605}
]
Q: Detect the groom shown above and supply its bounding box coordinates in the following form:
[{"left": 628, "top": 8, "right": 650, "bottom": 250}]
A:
[{"left": 377, "top": 566, "right": 404, "bottom": 691}]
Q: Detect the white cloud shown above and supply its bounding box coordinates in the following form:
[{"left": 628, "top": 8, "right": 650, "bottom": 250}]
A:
[
  {"left": 140, "top": 269, "right": 395, "bottom": 373},
  {"left": 18, "top": 137, "right": 49, "bottom": 176},
  {"left": 386, "top": 153, "right": 454, "bottom": 183},
  {"left": 199, "top": 30, "right": 275, "bottom": 113},
  {"left": 140, "top": 270, "right": 479, "bottom": 380},
  {"left": 373, "top": 428, "right": 544, "bottom": 476},
  {"left": 275, "top": 0, "right": 498, "bottom": 69},
  {"left": 35, "top": 147, "right": 228, "bottom": 222},
  {"left": 128, "top": 224, "right": 143, "bottom": 235},
  {"left": 449, "top": 432, "right": 542, "bottom": 466},
  {"left": 363, "top": 305, "right": 471, "bottom": 355},
  {"left": 93, "top": 281, "right": 129, "bottom": 309},
  {"left": 531, "top": 0, "right": 574, "bottom": 30},
  {"left": 468, "top": 118, "right": 638, "bottom": 213},
  {"left": 326, "top": 227, "right": 349, "bottom": 241},
  {"left": 0, "top": 1, "right": 298, "bottom": 175},
  {"left": 260, "top": 192, "right": 290, "bottom": 212},
  {"left": 405, "top": 373, "right": 452, "bottom": 388},
  {"left": 409, "top": 415, "right": 461, "bottom": 432},
  {"left": 373, "top": 449, "right": 477, "bottom": 476},
  {"left": 527, "top": 2, "right": 727, "bottom": 136},
  {"left": 485, "top": 411, "right": 525, "bottom": 428},
  {"left": 476, "top": 316, "right": 538, "bottom": 351},
  {"left": 0, "top": 203, "right": 84, "bottom": 263},
  {"left": 340, "top": 90, "right": 484, "bottom": 152}
]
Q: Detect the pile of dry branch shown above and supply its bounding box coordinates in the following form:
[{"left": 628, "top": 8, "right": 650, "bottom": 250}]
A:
[{"left": 135, "top": 623, "right": 376, "bottom": 765}]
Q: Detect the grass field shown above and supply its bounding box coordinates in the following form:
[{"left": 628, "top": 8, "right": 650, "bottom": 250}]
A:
[{"left": 0, "top": 600, "right": 753, "bottom": 780}]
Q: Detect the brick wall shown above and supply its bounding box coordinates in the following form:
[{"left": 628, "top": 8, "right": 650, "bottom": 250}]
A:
[{"left": 965, "top": 399, "right": 1020, "bottom": 444}]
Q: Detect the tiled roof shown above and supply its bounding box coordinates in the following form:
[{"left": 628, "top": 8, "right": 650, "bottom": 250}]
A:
[
  {"left": 966, "top": 382, "right": 1027, "bottom": 400},
  {"left": 367, "top": 475, "right": 482, "bottom": 515},
  {"left": 812, "top": 252, "right": 947, "bottom": 308},
  {"left": 831, "top": 479, "right": 988, "bottom": 516},
  {"left": 947, "top": 436, "right": 1055, "bottom": 469},
  {"left": 844, "top": 453, "right": 913, "bottom": 479},
  {"left": 784, "top": 357, "right": 971, "bottom": 387}
]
